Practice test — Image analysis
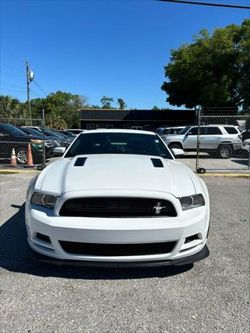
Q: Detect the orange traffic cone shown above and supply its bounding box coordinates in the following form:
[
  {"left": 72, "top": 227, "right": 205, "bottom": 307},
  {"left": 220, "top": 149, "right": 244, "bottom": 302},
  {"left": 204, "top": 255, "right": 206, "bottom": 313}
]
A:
[
  {"left": 26, "top": 143, "right": 34, "bottom": 167},
  {"left": 10, "top": 148, "right": 17, "bottom": 167}
]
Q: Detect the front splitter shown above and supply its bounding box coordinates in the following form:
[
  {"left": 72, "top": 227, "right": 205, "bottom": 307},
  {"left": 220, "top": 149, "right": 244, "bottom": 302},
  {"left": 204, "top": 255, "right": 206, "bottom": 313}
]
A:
[{"left": 28, "top": 245, "right": 209, "bottom": 268}]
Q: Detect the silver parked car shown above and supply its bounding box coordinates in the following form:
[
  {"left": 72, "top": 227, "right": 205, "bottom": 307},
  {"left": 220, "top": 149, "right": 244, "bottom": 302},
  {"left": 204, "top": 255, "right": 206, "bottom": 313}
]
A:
[{"left": 162, "top": 125, "right": 243, "bottom": 158}]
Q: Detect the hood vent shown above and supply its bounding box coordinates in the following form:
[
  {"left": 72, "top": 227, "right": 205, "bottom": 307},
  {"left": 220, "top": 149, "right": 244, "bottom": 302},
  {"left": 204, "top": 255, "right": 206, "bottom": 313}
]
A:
[
  {"left": 74, "top": 157, "right": 87, "bottom": 166},
  {"left": 151, "top": 158, "right": 164, "bottom": 168}
]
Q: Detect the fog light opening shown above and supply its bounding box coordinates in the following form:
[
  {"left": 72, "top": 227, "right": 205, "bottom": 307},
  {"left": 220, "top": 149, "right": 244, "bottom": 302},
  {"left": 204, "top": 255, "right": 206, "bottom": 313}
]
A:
[
  {"left": 36, "top": 233, "right": 51, "bottom": 243},
  {"left": 184, "top": 233, "right": 201, "bottom": 244}
]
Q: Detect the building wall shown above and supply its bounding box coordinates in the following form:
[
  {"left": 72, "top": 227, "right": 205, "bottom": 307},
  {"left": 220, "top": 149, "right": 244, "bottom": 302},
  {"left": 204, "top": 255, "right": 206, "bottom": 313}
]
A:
[{"left": 80, "top": 109, "right": 196, "bottom": 131}]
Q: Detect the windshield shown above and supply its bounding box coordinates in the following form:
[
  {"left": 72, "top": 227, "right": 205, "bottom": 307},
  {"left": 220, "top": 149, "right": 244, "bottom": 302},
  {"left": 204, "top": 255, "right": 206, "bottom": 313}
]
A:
[
  {"left": 65, "top": 132, "right": 173, "bottom": 159},
  {"left": 44, "top": 129, "right": 63, "bottom": 138},
  {"left": 52, "top": 132, "right": 67, "bottom": 139},
  {"left": 178, "top": 126, "right": 191, "bottom": 135},
  {"left": 20, "top": 127, "right": 45, "bottom": 138},
  {"left": 60, "top": 131, "right": 75, "bottom": 137}
]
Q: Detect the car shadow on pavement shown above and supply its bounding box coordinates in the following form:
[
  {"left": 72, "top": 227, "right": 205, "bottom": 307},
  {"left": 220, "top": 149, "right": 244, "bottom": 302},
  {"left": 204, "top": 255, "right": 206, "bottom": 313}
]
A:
[
  {"left": 0, "top": 204, "right": 193, "bottom": 279},
  {"left": 231, "top": 159, "right": 249, "bottom": 167}
]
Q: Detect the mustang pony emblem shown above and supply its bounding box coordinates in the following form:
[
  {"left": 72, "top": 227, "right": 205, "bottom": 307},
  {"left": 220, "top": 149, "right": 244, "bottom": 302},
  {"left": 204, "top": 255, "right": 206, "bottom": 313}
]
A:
[{"left": 153, "top": 202, "right": 166, "bottom": 215}]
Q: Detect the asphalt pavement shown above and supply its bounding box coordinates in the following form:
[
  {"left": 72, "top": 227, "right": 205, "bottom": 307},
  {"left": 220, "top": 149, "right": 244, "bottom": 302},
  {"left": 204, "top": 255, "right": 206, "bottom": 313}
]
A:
[{"left": 0, "top": 173, "right": 249, "bottom": 333}]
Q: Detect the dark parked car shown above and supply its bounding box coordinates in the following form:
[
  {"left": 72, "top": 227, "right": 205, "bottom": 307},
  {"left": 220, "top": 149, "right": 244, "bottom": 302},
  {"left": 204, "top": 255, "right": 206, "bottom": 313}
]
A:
[
  {"left": 21, "top": 126, "right": 68, "bottom": 149},
  {"left": 65, "top": 128, "right": 83, "bottom": 135},
  {"left": 239, "top": 130, "right": 250, "bottom": 156},
  {"left": 55, "top": 130, "right": 77, "bottom": 138},
  {"left": 19, "top": 127, "right": 54, "bottom": 157},
  {"left": 0, "top": 123, "right": 43, "bottom": 164},
  {"left": 240, "top": 130, "right": 250, "bottom": 142},
  {"left": 50, "top": 130, "right": 73, "bottom": 146}
]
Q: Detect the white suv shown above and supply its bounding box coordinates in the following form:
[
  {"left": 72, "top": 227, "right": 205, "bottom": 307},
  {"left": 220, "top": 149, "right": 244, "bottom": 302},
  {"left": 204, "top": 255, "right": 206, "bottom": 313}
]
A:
[{"left": 162, "top": 125, "right": 242, "bottom": 158}]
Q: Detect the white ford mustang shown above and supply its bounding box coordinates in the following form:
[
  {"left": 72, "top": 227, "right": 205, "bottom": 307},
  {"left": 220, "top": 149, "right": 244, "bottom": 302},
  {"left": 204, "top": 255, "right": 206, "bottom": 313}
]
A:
[{"left": 25, "top": 129, "right": 210, "bottom": 267}]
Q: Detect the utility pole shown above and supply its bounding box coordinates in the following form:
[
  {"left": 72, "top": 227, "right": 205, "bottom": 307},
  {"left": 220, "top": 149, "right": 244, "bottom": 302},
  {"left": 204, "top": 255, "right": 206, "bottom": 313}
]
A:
[{"left": 26, "top": 61, "right": 34, "bottom": 119}]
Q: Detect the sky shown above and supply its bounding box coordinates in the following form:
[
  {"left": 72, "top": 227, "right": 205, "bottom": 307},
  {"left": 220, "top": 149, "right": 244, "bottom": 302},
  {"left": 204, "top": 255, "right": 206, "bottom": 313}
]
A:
[{"left": 0, "top": 0, "right": 249, "bottom": 109}]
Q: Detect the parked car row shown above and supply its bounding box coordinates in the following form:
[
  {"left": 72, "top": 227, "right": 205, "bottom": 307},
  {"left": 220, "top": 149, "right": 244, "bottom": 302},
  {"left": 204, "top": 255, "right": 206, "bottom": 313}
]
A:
[
  {"left": 0, "top": 123, "right": 44, "bottom": 164},
  {"left": 157, "top": 125, "right": 249, "bottom": 158},
  {"left": 0, "top": 122, "right": 248, "bottom": 165},
  {"left": 0, "top": 123, "right": 83, "bottom": 164}
]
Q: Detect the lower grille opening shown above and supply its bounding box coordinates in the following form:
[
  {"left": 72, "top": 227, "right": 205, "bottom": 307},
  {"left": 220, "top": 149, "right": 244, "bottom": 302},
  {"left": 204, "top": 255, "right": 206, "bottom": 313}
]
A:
[
  {"left": 60, "top": 241, "right": 177, "bottom": 256},
  {"left": 36, "top": 233, "right": 51, "bottom": 243},
  {"left": 184, "top": 234, "right": 200, "bottom": 244}
]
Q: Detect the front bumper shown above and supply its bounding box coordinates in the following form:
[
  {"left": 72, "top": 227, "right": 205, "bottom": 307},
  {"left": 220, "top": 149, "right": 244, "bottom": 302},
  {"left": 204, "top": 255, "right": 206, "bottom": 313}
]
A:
[{"left": 25, "top": 195, "right": 210, "bottom": 265}]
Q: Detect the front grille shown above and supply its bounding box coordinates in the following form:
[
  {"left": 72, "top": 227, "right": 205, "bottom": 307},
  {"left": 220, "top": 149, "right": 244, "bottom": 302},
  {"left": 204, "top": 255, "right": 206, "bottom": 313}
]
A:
[
  {"left": 60, "top": 241, "right": 177, "bottom": 256},
  {"left": 59, "top": 197, "right": 177, "bottom": 217}
]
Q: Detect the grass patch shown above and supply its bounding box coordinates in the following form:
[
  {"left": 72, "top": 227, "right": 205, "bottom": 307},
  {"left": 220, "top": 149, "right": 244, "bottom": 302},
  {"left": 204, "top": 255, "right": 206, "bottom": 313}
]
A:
[
  {"left": 201, "top": 173, "right": 250, "bottom": 178},
  {"left": 0, "top": 171, "right": 19, "bottom": 174}
]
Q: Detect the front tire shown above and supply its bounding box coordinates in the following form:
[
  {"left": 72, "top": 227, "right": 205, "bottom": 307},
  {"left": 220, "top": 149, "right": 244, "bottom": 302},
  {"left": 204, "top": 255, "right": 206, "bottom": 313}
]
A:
[
  {"left": 16, "top": 148, "right": 28, "bottom": 164},
  {"left": 168, "top": 143, "right": 182, "bottom": 150}
]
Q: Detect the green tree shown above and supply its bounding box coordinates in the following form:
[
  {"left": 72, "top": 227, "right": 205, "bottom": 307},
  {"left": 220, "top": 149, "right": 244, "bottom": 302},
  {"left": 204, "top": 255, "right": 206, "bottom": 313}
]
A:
[
  {"left": 0, "top": 95, "right": 22, "bottom": 118},
  {"left": 100, "top": 96, "right": 114, "bottom": 109},
  {"left": 29, "top": 98, "right": 46, "bottom": 118},
  {"left": 30, "top": 91, "right": 87, "bottom": 128},
  {"left": 46, "top": 112, "right": 67, "bottom": 129},
  {"left": 89, "top": 104, "right": 101, "bottom": 109},
  {"left": 0, "top": 91, "right": 87, "bottom": 127},
  {"left": 161, "top": 19, "right": 250, "bottom": 111},
  {"left": 117, "top": 98, "right": 127, "bottom": 110}
]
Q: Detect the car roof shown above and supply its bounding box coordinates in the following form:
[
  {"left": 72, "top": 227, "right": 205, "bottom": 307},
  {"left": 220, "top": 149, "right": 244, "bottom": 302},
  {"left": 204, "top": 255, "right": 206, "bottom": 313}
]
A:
[
  {"left": 207, "top": 124, "right": 238, "bottom": 127},
  {"left": 191, "top": 124, "right": 238, "bottom": 127},
  {"left": 81, "top": 129, "right": 156, "bottom": 135},
  {"left": 21, "top": 126, "right": 41, "bottom": 129},
  {"left": 158, "top": 126, "right": 184, "bottom": 129},
  {"left": 65, "top": 128, "right": 81, "bottom": 130}
]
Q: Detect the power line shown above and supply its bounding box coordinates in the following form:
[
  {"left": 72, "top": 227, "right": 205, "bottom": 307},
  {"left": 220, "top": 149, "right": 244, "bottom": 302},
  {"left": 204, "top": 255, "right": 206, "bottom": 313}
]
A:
[
  {"left": 30, "top": 87, "right": 45, "bottom": 98},
  {"left": 158, "top": 0, "right": 250, "bottom": 9},
  {"left": 33, "top": 80, "right": 49, "bottom": 96},
  {"left": 0, "top": 82, "right": 48, "bottom": 99}
]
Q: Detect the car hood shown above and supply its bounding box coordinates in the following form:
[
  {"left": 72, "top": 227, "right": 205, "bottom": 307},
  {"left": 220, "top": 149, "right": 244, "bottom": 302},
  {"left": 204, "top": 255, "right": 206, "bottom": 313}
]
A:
[
  {"left": 163, "top": 134, "right": 184, "bottom": 142},
  {"left": 35, "top": 155, "right": 200, "bottom": 197},
  {"left": 28, "top": 135, "right": 45, "bottom": 140}
]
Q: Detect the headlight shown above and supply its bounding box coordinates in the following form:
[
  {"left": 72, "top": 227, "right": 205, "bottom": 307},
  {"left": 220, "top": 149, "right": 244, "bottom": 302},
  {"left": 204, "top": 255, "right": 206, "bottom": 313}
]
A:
[
  {"left": 31, "top": 192, "right": 57, "bottom": 208},
  {"left": 53, "top": 140, "right": 60, "bottom": 146},
  {"left": 179, "top": 194, "right": 205, "bottom": 210}
]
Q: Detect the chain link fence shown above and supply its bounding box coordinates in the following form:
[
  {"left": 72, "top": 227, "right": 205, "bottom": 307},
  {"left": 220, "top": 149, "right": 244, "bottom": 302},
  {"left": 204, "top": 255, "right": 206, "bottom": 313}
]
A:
[
  {"left": 1, "top": 114, "right": 250, "bottom": 173},
  {"left": 0, "top": 118, "right": 48, "bottom": 169},
  {"left": 196, "top": 113, "right": 250, "bottom": 173}
]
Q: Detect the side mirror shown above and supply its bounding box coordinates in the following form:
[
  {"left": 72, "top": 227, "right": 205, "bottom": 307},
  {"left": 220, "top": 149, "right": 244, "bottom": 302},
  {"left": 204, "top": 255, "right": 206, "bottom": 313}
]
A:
[
  {"left": 53, "top": 147, "right": 66, "bottom": 155},
  {"left": 171, "top": 148, "right": 184, "bottom": 157}
]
